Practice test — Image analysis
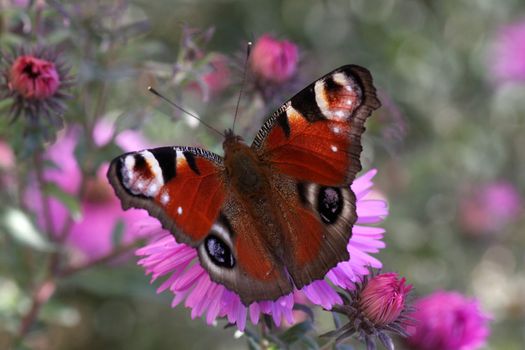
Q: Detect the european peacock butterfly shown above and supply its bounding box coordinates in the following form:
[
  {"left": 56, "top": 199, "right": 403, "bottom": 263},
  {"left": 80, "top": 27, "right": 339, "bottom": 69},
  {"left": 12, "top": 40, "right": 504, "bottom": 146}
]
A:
[{"left": 107, "top": 65, "right": 380, "bottom": 305}]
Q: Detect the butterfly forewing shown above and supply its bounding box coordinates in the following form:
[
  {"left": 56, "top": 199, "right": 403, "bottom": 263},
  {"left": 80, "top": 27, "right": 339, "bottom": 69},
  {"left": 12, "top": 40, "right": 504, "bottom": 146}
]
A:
[
  {"left": 107, "top": 146, "right": 226, "bottom": 245},
  {"left": 252, "top": 65, "right": 380, "bottom": 186}
]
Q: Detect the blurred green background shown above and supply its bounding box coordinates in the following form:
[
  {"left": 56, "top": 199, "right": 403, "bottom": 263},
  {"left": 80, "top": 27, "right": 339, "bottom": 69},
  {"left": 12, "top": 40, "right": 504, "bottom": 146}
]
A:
[{"left": 1, "top": 0, "right": 524, "bottom": 349}]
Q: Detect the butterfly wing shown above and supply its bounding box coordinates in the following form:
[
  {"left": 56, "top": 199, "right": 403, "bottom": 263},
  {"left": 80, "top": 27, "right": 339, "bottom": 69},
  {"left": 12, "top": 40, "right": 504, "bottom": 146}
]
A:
[
  {"left": 196, "top": 193, "right": 293, "bottom": 305},
  {"left": 252, "top": 65, "right": 380, "bottom": 186},
  {"left": 251, "top": 65, "right": 380, "bottom": 289},
  {"left": 107, "top": 146, "right": 226, "bottom": 246},
  {"left": 108, "top": 146, "right": 293, "bottom": 304}
]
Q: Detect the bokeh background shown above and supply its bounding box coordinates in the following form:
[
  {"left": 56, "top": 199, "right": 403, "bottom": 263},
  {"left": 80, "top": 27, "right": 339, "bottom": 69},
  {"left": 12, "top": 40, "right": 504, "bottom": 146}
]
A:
[{"left": 1, "top": 0, "right": 524, "bottom": 349}]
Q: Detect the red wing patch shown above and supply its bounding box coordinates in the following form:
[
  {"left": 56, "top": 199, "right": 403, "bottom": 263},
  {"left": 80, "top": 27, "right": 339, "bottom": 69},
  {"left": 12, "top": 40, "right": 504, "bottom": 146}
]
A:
[{"left": 264, "top": 113, "right": 351, "bottom": 185}]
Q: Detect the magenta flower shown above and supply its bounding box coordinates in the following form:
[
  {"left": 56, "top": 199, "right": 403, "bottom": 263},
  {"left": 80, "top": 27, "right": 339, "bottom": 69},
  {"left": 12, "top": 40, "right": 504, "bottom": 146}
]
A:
[
  {"left": 5, "top": 0, "right": 30, "bottom": 8},
  {"left": 250, "top": 34, "right": 298, "bottom": 84},
  {"left": 406, "top": 291, "right": 491, "bottom": 350},
  {"left": 489, "top": 18, "right": 525, "bottom": 83},
  {"left": 26, "top": 123, "right": 151, "bottom": 262},
  {"left": 0, "top": 140, "right": 15, "bottom": 170},
  {"left": 359, "top": 272, "right": 412, "bottom": 326},
  {"left": 459, "top": 181, "right": 522, "bottom": 235},
  {"left": 136, "top": 169, "right": 387, "bottom": 330}
]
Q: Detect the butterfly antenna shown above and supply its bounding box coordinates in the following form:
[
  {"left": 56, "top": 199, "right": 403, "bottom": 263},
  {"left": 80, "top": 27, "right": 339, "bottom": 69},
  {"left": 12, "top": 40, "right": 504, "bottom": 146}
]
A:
[
  {"left": 232, "top": 41, "right": 252, "bottom": 134},
  {"left": 148, "top": 86, "right": 223, "bottom": 137}
]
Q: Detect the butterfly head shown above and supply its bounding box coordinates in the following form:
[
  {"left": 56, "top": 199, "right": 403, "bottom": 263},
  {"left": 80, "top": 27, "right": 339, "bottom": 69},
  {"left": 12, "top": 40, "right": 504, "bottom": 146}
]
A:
[{"left": 223, "top": 128, "right": 246, "bottom": 153}]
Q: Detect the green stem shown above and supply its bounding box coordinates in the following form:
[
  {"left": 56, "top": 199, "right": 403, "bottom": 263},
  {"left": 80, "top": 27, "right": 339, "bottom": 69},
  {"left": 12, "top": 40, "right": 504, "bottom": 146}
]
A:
[{"left": 33, "top": 152, "right": 54, "bottom": 239}]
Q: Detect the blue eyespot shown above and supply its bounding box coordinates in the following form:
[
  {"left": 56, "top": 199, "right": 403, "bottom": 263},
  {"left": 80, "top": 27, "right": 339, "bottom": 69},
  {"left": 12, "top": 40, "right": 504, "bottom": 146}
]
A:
[{"left": 205, "top": 235, "right": 235, "bottom": 268}]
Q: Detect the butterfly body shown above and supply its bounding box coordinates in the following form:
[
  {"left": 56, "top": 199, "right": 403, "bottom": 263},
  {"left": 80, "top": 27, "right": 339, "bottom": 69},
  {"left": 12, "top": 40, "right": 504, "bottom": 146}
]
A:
[
  {"left": 223, "top": 131, "right": 269, "bottom": 198},
  {"left": 108, "top": 65, "right": 380, "bottom": 305}
]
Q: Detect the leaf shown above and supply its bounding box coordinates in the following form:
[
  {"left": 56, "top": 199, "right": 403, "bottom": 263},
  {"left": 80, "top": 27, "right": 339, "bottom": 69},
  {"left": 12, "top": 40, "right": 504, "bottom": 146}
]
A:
[
  {"left": 43, "top": 183, "right": 82, "bottom": 221},
  {"left": 2, "top": 208, "right": 54, "bottom": 251},
  {"left": 293, "top": 303, "right": 315, "bottom": 321},
  {"left": 111, "top": 220, "right": 125, "bottom": 247},
  {"left": 335, "top": 343, "right": 355, "bottom": 350},
  {"left": 298, "top": 335, "right": 320, "bottom": 350},
  {"left": 279, "top": 320, "right": 314, "bottom": 344},
  {"left": 61, "top": 265, "right": 156, "bottom": 299}
]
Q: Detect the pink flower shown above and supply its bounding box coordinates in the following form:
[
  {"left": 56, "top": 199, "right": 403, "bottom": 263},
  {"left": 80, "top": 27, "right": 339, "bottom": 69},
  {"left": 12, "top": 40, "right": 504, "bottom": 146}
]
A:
[
  {"left": 7, "top": 0, "right": 30, "bottom": 8},
  {"left": 202, "top": 54, "right": 231, "bottom": 96},
  {"left": 9, "top": 55, "right": 60, "bottom": 99},
  {"left": 136, "top": 169, "right": 387, "bottom": 330},
  {"left": 26, "top": 123, "right": 150, "bottom": 262},
  {"left": 250, "top": 34, "right": 298, "bottom": 84},
  {"left": 459, "top": 181, "right": 522, "bottom": 235},
  {"left": 324, "top": 272, "right": 413, "bottom": 348},
  {"left": 406, "top": 291, "right": 491, "bottom": 350},
  {"left": 0, "top": 140, "right": 15, "bottom": 170},
  {"left": 359, "top": 273, "right": 412, "bottom": 326},
  {"left": 489, "top": 18, "right": 525, "bottom": 83},
  {"left": 0, "top": 140, "right": 15, "bottom": 188}
]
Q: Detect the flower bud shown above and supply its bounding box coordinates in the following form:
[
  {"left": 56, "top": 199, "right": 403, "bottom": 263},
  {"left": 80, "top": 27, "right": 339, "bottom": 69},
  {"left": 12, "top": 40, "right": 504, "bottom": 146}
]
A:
[
  {"left": 359, "top": 272, "right": 412, "bottom": 326},
  {"left": 9, "top": 55, "right": 60, "bottom": 99}
]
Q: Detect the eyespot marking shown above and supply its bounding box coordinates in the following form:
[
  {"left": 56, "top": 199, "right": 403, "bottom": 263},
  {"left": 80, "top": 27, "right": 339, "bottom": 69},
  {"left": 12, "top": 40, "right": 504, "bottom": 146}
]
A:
[
  {"left": 205, "top": 235, "right": 235, "bottom": 268},
  {"left": 317, "top": 187, "right": 344, "bottom": 224}
]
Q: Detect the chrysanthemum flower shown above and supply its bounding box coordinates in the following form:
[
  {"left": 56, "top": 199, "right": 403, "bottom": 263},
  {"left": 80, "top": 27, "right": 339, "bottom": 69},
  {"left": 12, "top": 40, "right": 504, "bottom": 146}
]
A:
[
  {"left": 0, "top": 47, "right": 73, "bottom": 134},
  {"left": 136, "top": 169, "right": 387, "bottom": 330},
  {"left": 406, "top": 291, "right": 491, "bottom": 350},
  {"left": 250, "top": 34, "right": 298, "bottom": 84},
  {"left": 488, "top": 17, "right": 525, "bottom": 84},
  {"left": 25, "top": 122, "right": 151, "bottom": 262},
  {"left": 323, "top": 272, "right": 413, "bottom": 349}
]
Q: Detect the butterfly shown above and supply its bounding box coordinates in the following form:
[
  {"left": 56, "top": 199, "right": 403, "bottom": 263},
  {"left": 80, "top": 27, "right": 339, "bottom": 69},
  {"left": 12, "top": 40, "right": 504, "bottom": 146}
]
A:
[{"left": 107, "top": 65, "right": 380, "bottom": 306}]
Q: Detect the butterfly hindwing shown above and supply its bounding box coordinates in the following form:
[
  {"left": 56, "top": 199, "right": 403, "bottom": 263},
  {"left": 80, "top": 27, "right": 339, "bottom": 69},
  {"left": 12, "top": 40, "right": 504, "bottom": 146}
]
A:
[
  {"left": 197, "top": 194, "right": 294, "bottom": 305},
  {"left": 107, "top": 146, "right": 226, "bottom": 246},
  {"left": 284, "top": 182, "right": 357, "bottom": 288},
  {"left": 269, "top": 174, "right": 356, "bottom": 289}
]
